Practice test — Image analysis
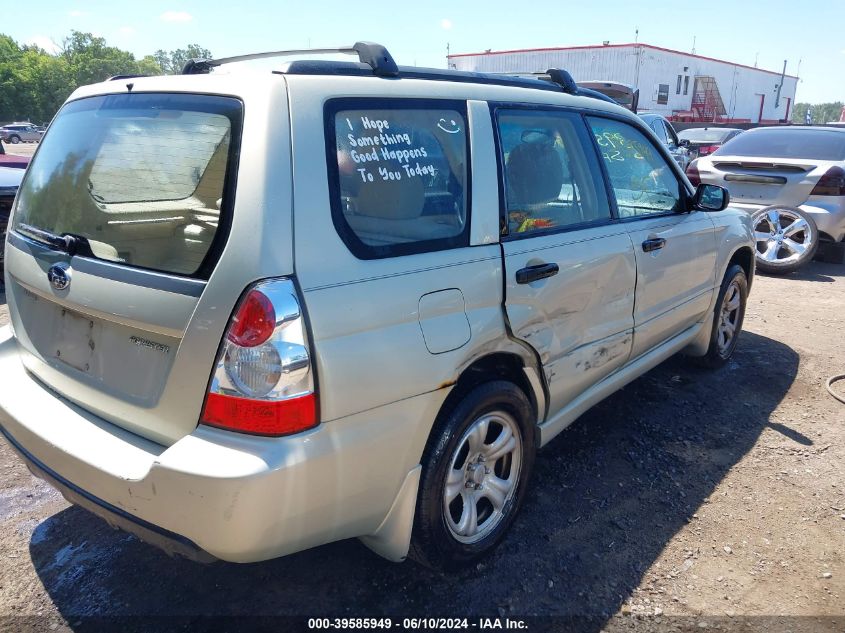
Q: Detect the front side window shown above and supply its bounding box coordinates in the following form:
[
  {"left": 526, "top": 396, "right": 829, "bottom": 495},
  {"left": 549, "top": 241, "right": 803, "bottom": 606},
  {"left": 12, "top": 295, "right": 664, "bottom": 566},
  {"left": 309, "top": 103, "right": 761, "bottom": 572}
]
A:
[
  {"left": 664, "top": 121, "right": 680, "bottom": 147},
  {"left": 497, "top": 109, "right": 610, "bottom": 236},
  {"left": 328, "top": 100, "right": 469, "bottom": 259},
  {"left": 589, "top": 117, "right": 683, "bottom": 218},
  {"left": 13, "top": 93, "right": 241, "bottom": 277}
]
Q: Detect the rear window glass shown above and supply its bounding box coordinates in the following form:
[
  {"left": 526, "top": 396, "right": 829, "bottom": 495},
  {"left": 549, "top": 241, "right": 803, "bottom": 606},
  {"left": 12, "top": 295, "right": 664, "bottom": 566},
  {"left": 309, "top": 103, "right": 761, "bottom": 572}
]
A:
[
  {"left": 714, "top": 128, "right": 845, "bottom": 160},
  {"left": 13, "top": 93, "right": 241, "bottom": 277},
  {"left": 328, "top": 100, "right": 469, "bottom": 258},
  {"left": 678, "top": 128, "right": 736, "bottom": 143}
]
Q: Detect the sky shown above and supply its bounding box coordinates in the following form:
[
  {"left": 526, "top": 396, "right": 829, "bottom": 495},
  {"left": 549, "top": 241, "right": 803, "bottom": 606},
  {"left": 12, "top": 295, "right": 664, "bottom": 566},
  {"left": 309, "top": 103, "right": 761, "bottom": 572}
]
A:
[{"left": 4, "top": 0, "right": 844, "bottom": 103}]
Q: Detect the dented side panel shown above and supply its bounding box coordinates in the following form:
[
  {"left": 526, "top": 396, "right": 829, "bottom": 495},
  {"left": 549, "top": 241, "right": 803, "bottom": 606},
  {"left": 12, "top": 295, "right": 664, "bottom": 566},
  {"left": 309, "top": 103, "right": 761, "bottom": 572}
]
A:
[{"left": 502, "top": 225, "right": 637, "bottom": 416}]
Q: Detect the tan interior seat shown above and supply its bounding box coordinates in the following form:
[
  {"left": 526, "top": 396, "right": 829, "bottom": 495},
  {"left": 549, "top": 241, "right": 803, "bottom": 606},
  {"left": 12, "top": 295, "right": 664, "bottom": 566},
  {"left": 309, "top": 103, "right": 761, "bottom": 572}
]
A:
[{"left": 344, "top": 175, "right": 460, "bottom": 245}]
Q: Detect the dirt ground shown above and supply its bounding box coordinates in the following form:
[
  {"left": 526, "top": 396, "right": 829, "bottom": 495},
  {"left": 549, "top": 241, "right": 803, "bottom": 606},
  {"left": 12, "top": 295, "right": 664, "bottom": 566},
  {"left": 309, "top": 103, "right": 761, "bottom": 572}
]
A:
[{"left": 0, "top": 260, "right": 843, "bottom": 632}]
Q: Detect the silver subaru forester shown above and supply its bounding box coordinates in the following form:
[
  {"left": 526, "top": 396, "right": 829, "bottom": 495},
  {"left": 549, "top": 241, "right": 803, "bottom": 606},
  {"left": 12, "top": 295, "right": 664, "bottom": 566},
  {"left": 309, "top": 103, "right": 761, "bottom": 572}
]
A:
[{"left": 0, "top": 43, "right": 754, "bottom": 569}]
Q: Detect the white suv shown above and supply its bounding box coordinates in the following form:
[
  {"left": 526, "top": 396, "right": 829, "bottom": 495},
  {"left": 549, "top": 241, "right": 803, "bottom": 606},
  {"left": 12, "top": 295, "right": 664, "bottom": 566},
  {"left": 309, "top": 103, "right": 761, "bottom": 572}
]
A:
[{"left": 0, "top": 43, "right": 754, "bottom": 569}]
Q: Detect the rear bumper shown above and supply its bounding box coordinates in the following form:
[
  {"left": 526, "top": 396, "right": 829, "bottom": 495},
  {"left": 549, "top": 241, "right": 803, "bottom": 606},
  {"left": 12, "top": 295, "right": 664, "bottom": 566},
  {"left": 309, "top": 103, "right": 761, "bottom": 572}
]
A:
[
  {"left": 730, "top": 200, "right": 845, "bottom": 243},
  {"left": 0, "top": 424, "right": 216, "bottom": 562},
  {"left": 0, "top": 326, "right": 439, "bottom": 563}
]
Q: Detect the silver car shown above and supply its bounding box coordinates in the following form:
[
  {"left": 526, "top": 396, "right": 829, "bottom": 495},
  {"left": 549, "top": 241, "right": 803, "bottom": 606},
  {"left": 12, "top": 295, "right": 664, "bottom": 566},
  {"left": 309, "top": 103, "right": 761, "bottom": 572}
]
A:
[
  {"left": 0, "top": 44, "right": 754, "bottom": 569},
  {"left": 689, "top": 126, "right": 845, "bottom": 274},
  {"left": 0, "top": 123, "right": 44, "bottom": 144}
]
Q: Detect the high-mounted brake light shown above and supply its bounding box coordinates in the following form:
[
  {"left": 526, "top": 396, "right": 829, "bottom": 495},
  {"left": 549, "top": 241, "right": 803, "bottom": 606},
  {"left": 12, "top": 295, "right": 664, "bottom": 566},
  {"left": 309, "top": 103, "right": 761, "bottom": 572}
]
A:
[
  {"left": 810, "top": 166, "right": 845, "bottom": 197},
  {"left": 201, "top": 279, "right": 318, "bottom": 436}
]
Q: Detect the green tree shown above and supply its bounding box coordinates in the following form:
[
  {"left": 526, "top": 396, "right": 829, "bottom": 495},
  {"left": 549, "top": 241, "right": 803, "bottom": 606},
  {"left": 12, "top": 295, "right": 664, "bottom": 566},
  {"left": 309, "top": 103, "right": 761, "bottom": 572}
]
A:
[
  {"left": 153, "top": 45, "right": 213, "bottom": 74},
  {"left": 791, "top": 102, "right": 845, "bottom": 124},
  {"left": 0, "top": 31, "right": 209, "bottom": 123},
  {"left": 61, "top": 31, "right": 158, "bottom": 86}
]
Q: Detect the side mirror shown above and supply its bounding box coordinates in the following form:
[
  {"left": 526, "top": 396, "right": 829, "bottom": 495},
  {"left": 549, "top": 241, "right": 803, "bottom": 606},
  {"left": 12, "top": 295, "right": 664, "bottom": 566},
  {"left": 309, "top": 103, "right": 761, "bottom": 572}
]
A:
[
  {"left": 693, "top": 184, "right": 730, "bottom": 211},
  {"left": 678, "top": 139, "right": 690, "bottom": 148}
]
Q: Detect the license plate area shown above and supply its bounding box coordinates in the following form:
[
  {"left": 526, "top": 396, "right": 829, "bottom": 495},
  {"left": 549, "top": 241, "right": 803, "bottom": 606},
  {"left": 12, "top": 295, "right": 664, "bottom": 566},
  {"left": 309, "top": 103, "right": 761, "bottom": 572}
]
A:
[{"left": 55, "top": 308, "right": 100, "bottom": 372}]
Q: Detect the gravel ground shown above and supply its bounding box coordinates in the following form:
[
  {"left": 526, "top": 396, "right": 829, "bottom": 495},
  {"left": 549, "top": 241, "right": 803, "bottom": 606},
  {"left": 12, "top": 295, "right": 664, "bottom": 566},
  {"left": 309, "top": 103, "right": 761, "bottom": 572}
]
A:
[{"left": 0, "top": 262, "right": 843, "bottom": 632}]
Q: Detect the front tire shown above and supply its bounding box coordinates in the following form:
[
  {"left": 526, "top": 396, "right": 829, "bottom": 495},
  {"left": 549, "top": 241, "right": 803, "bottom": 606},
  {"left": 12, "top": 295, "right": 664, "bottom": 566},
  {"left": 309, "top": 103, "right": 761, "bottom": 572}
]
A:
[
  {"left": 695, "top": 264, "right": 748, "bottom": 369},
  {"left": 409, "top": 381, "right": 536, "bottom": 570},
  {"left": 8, "top": 135, "right": 20, "bottom": 144},
  {"left": 752, "top": 206, "right": 819, "bottom": 275}
]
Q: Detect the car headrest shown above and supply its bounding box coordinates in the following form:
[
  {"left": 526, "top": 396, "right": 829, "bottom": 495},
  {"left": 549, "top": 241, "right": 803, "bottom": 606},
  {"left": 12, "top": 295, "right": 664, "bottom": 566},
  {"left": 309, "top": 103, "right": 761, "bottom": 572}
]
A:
[
  {"left": 505, "top": 140, "right": 564, "bottom": 209},
  {"left": 352, "top": 173, "right": 425, "bottom": 220}
]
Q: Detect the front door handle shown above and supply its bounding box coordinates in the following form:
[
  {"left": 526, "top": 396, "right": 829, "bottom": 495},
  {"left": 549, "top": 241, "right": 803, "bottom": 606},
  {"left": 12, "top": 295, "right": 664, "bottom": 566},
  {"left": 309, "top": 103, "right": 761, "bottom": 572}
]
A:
[
  {"left": 642, "top": 237, "right": 667, "bottom": 253},
  {"left": 516, "top": 263, "right": 559, "bottom": 284}
]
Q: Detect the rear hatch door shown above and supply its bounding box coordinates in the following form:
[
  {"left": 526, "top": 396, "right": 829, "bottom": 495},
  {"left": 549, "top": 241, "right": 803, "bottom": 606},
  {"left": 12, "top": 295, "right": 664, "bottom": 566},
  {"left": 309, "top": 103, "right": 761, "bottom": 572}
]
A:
[{"left": 4, "top": 91, "right": 244, "bottom": 446}]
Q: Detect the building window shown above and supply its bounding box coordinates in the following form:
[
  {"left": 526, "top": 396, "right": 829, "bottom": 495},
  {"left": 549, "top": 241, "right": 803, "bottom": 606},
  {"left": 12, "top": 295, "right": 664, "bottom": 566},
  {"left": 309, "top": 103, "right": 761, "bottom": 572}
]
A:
[
  {"left": 683, "top": 76, "right": 690, "bottom": 95},
  {"left": 657, "top": 84, "right": 670, "bottom": 105},
  {"left": 676, "top": 75, "right": 682, "bottom": 94}
]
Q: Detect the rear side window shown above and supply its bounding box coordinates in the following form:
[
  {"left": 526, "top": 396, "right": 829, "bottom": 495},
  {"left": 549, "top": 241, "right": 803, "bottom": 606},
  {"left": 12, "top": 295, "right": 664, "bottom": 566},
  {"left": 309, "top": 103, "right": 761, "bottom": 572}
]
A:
[
  {"left": 326, "top": 99, "right": 469, "bottom": 259},
  {"left": 13, "top": 93, "right": 241, "bottom": 277}
]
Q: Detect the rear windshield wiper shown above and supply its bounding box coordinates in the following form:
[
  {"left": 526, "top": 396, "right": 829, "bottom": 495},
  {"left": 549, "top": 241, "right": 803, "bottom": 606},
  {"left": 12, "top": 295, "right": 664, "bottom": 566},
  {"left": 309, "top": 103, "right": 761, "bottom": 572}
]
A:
[{"left": 16, "top": 223, "right": 94, "bottom": 257}]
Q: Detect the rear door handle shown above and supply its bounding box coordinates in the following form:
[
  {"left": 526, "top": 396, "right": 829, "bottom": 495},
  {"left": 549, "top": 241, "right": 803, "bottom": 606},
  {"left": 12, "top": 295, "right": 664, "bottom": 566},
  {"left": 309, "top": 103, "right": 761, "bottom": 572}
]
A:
[
  {"left": 642, "top": 237, "right": 666, "bottom": 253},
  {"left": 516, "top": 263, "right": 559, "bottom": 284}
]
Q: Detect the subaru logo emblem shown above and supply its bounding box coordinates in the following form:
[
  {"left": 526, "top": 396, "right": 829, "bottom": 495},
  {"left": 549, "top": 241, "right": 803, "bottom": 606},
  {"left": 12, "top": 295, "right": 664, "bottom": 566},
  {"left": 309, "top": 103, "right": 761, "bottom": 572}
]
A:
[{"left": 47, "top": 263, "right": 71, "bottom": 291}]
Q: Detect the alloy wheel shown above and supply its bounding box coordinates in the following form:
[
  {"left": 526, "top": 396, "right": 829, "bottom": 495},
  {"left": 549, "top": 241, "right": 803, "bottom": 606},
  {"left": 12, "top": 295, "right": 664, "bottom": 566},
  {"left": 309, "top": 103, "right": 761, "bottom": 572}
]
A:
[
  {"left": 443, "top": 411, "right": 522, "bottom": 544},
  {"left": 753, "top": 207, "right": 814, "bottom": 266},
  {"left": 717, "top": 278, "right": 742, "bottom": 355}
]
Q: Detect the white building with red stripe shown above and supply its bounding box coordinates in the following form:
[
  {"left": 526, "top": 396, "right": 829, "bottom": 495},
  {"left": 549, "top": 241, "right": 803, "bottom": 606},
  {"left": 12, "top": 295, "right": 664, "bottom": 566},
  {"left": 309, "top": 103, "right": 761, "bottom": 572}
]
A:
[{"left": 448, "top": 43, "right": 799, "bottom": 124}]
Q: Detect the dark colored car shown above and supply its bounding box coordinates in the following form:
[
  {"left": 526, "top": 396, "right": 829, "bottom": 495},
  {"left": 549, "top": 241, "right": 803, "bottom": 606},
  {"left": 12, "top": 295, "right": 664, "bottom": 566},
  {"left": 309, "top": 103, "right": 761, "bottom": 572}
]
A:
[
  {"left": 638, "top": 112, "right": 691, "bottom": 170},
  {"left": 0, "top": 166, "right": 23, "bottom": 288},
  {"left": 678, "top": 127, "right": 743, "bottom": 159},
  {"left": 0, "top": 142, "right": 29, "bottom": 169}
]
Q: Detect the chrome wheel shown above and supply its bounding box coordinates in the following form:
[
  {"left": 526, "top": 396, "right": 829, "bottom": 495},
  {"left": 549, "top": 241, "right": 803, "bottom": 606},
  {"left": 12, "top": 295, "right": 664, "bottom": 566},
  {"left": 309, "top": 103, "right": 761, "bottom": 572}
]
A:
[
  {"left": 443, "top": 411, "right": 522, "bottom": 544},
  {"left": 717, "top": 278, "right": 742, "bottom": 355},
  {"left": 753, "top": 207, "right": 815, "bottom": 266}
]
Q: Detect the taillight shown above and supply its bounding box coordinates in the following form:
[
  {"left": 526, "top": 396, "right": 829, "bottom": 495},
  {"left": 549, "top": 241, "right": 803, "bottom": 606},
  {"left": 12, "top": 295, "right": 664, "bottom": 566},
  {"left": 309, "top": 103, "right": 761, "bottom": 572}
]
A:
[
  {"left": 810, "top": 166, "right": 845, "bottom": 196},
  {"left": 686, "top": 159, "right": 701, "bottom": 187},
  {"left": 698, "top": 144, "right": 719, "bottom": 156},
  {"left": 201, "top": 279, "right": 318, "bottom": 436}
]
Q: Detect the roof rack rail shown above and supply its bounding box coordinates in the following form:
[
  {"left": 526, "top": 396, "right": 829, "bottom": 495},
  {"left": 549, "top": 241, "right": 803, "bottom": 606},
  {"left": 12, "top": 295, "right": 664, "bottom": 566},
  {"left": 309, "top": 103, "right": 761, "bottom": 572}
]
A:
[
  {"left": 544, "top": 68, "right": 579, "bottom": 94},
  {"left": 182, "top": 41, "right": 399, "bottom": 77},
  {"left": 500, "top": 69, "right": 620, "bottom": 106}
]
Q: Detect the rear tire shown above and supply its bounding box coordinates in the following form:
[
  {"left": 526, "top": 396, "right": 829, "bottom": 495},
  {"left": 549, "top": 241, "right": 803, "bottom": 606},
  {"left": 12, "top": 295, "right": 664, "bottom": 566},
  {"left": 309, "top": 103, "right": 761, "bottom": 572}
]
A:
[
  {"left": 694, "top": 264, "right": 748, "bottom": 369},
  {"left": 409, "top": 381, "right": 536, "bottom": 571},
  {"left": 752, "top": 206, "right": 818, "bottom": 275},
  {"left": 8, "top": 135, "right": 20, "bottom": 144}
]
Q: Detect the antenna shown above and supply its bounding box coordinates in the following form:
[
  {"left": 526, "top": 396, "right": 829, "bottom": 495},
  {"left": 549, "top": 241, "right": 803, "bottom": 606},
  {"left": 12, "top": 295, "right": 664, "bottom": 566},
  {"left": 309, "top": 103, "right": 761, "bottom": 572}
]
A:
[
  {"left": 691, "top": 36, "right": 696, "bottom": 55},
  {"left": 634, "top": 28, "right": 639, "bottom": 44},
  {"left": 754, "top": 52, "right": 759, "bottom": 68}
]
